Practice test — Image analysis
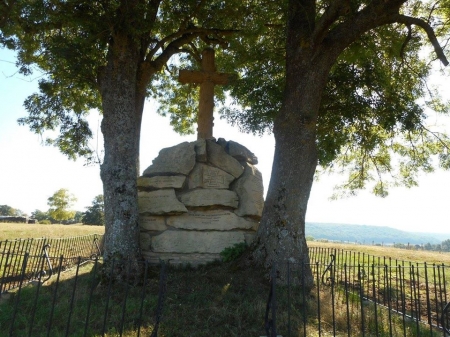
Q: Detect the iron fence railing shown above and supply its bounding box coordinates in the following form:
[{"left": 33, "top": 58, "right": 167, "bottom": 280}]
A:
[
  {"left": 1, "top": 238, "right": 450, "bottom": 336},
  {"left": 267, "top": 253, "right": 450, "bottom": 337},
  {"left": 1, "top": 257, "right": 167, "bottom": 337},
  {"left": 0, "top": 234, "right": 103, "bottom": 293}
]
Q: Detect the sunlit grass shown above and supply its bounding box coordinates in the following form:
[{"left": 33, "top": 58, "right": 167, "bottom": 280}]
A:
[
  {"left": 308, "top": 241, "right": 450, "bottom": 265},
  {"left": 0, "top": 223, "right": 104, "bottom": 241},
  {"left": 0, "top": 258, "right": 442, "bottom": 337}
]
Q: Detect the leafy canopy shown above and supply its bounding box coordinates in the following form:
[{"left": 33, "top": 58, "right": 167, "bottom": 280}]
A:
[
  {"left": 0, "top": 0, "right": 261, "bottom": 161},
  {"left": 82, "top": 195, "right": 105, "bottom": 226},
  {"left": 159, "top": 0, "right": 450, "bottom": 197},
  {"left": 47, "top": 188, "right": 77, "bottom": 222},
  {"left": 2, "top": 0, "right": 449, "bottom": 196}
]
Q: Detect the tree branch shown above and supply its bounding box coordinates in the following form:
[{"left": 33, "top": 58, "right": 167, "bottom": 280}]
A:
[
  {"left": 321, "top": 0, "right": 407, "bottom": 65},
  {"left": 147, "top": 27, "right": 237, "bottom": 61},
  {"left": 399, "top": 24, "right": 412, "bottom": 62},
  {"left": 394, "top": 14, "right": 449, "bottom": 66},
  {"left": 312, "top": 0, "right": 351, "bottom": 47}
]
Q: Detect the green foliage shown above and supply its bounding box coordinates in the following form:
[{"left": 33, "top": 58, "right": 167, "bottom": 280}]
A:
[
  {"left": 0, "top": 204, "right": 24, "bottom": 216},
  {"left": 223, "top": 2, "right": 449, "bottom": 197},
  {"left": 47, "top": 188, "right": 77, "bottom": 222},
  {"left": 220, "top": 242, "right": 248, "bottom": 262},
  {"left": 31, "top": 209, "right": 50, "bottom": 222},
  {"left": 151, "top": 2, "right": 283, "bottom": 136},
  {"left": 147, "top": 0, "right": 450, "bottom": 198},
  {"left": 2, "top": 1, "right": 105, "bottom": 160},
  {"left": 73, "top": 211, "right": 84, "bottom": 223},
  {"left": 82, "top": 195, "right": 104, "bottom": 226},
  {"left": 39, "top": 219, "right": 52, "bottom": 225},
  {"left": 442, "top": 239, "right": 450, "bottom": 252},
  {"left": 1, "top": 0, "right": 257, "bottom": 160}
]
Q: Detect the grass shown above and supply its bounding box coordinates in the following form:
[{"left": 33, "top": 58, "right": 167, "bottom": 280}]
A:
[
  {"left": 0, "top": 223, "right": 104, "bottom": 241},
  {"left": 1, "top": 223, "right": 446, "bottom": 265},
  {"left": 0, "top": 258, "right": 440, "bottom": 337},
  {"left": 1, "top": 227, "right": 449, "bottom": 336},
  {"left": 308, "top": 241, "right": 450, "bottom": 265}
]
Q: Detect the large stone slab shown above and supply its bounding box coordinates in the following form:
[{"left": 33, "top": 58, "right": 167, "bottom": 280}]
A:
[
  {"left": 227, "top": 140, "right": 258, "bottom": 165},
  {"left": 143, "top": 142, "right": 196, "bottom": 176},
  {"left": 180, "top": 189, "right": 239, "bottom": 208},
  {"left": 206, "top": 140, "right": 244, "bottom": 178},
  {"left": 143, "top": 251, "right": 221, "bottom": 265},
  {"left": 188, "top": 163, "right": 235, "bottom": 189},
  {"left": 151, "top": 231, "right": 245, "bottom": 253},
  {"left": 167, "top": 210, "right": 258, "bottom": 231},
  {"left": 137, "top": 175, "right": 185, "bottom": 190},
  {"left": 232, "top": 163, "right": 264, "bottom": 219},
  {"left": 139, "top": 215, "right": 167, "bottom": 231},
  {"left": 139, "top": 190, "right": 188, "bottom": 215}
]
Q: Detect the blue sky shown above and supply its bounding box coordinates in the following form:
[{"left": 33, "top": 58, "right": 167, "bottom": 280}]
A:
[{"left": 1, "top": 48, "right": 450, "bottom": 235}]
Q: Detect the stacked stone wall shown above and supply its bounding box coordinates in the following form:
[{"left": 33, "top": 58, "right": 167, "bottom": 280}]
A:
[{"left": 138, "top": 138, "right": 264, "bottom": 265}]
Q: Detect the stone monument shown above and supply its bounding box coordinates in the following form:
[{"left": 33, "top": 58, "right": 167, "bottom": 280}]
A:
[
  {"left": 138, "top": 138, "right": 264, "bottom": 265},
  {"left": 138, "top": 48, "right": 264, "bottom": 265}
]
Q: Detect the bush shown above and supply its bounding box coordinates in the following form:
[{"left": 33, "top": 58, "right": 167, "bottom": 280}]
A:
[
  {"left": 220, "top": 242, "right": 248, "bottom": 262},
  {"left": 39, "top": 220, "right": 52, "bottom": 225}
]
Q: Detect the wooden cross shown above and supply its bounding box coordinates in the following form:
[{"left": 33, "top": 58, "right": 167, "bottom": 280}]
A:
[{"left": 178, "top": 48, "right": 231, "bottom": 140}]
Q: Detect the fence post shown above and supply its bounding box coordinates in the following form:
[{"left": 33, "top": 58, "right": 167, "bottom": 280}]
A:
[
  {"left": 358, "top": 264, "right": 366, "bottom": 337},
  {"left": 0, "top": 250, "right": 11, "bottom": 293},
  {"left": 9, "top": 252, "right": 30, "bottom": 336},
  {"left": 442, "top": 302, "right": 450, "bottom": 336},
  {"left": 264, "top": 263, "right": 277, "bottom": 337},
  {"left": 151, "top": 260, "right": 168, "bottom": 337},
  {"left": 42, "top": 244, "right": 53, "bottom": 282}
]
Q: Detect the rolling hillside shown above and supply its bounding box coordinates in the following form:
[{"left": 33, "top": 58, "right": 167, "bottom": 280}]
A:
[{"left": 306, "top": 222, "right": 447, "bottom": 245}]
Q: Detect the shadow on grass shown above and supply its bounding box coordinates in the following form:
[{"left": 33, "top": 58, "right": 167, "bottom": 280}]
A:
[
  {"left": 1, "top": 259, "right": 161, "bottom": 337},
  {"left": 1, "top": 257, "right": 442, "bottom": 337}
]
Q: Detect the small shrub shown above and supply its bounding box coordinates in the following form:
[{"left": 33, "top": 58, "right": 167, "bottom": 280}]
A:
[
  {"left": 39, "top": 220, "right": 51, "bottom": 225},
  {"left": 220, "top": 242, "right": 248, "bottom": 262}
]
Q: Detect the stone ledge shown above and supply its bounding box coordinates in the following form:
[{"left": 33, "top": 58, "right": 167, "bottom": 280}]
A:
[
  {"left": 167, "top": 210, "right": 257, "bottom": 231},
  {"left": 143, "top": 251, "right": 221, "bottom": 266},
  {"left": 152, "top": 230, "right": 245, "bottom": 253}
]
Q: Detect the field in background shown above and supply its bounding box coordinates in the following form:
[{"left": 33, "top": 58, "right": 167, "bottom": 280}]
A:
[
  {"left": 0, "top": 222, "right": 104, "bottom": 241},
  {"left": 308, "top": 240, "right": 450, "bottom": 265},
  {"left": 1, "top": 222, "right": 449, "bottom": 265}
]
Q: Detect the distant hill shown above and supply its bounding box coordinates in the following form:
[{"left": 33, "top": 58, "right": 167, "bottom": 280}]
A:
[{"left": 305, "top": 222, "right": 448, "bottom": 245}]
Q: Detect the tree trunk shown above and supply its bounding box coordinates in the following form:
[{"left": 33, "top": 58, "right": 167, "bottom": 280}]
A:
[
  {"left": 99, "top": 33, "right": 145, "bottom": 268},
  {"left": 253, "top": 54, "right": 333, "bottom": 287},
  {"left": 253, "top": 104, "right": 316, "bottom": 287},
  {"left": 251, "top": 0, "right": 344, "bottom": 288}
]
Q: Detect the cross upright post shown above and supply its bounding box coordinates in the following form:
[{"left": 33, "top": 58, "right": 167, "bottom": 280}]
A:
[{"left": 178, "top": 48, "right": 230, "bottom": 139}]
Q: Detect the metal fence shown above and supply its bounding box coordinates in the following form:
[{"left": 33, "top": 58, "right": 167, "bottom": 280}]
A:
[
  {"left": 1, "top": 256, "right": 167, "bottom": 337},
  {"left": 265, "top": 249, "right": 450, "bottom": 337},
  {"left": 0, "top": 234, "right": 103, "bottom": 293},
  {"left": 1, "top": 238, "right": 450, "bottom": 336}
]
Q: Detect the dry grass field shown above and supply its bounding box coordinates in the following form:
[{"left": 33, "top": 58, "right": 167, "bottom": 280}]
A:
[
  {"left": 0, "top": 222, "right": 104, "bottom": 241},
  {"left": 308, "top": 240, "right": 450, "bottom": 265},
  {"left": 1, "top": 222, "right": 448, "bottom": 265}
]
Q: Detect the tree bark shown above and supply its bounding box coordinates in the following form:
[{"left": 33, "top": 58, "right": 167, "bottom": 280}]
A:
[
  {"left": 252, "top": 0, "right": 337, "bottom": 287},
  {"left": 252, "top": 0, "right": 448, "bottom": 287},
  {"left": 252, "top": 66, "right": 330, "bottom": 288},
  {"left": 99, "top": 32, "right": 145, "bottom": 267}
]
